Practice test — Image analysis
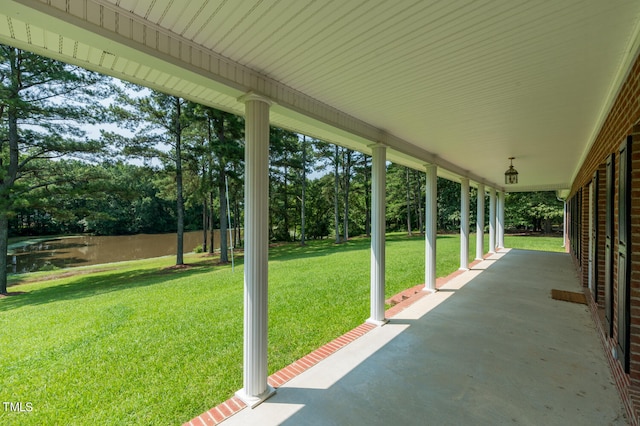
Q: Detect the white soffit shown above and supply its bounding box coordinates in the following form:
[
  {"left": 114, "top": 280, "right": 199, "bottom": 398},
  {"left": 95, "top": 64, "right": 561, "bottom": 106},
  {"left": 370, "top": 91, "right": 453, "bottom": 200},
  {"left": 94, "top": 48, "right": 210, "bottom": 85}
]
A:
[{"left": 2, "top": 0, "right": 640, "bottom": 192}]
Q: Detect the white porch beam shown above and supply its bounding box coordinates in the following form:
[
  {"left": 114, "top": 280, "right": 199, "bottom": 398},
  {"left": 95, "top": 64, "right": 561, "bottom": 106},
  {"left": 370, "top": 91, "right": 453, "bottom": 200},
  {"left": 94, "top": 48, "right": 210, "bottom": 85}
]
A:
[
  {"left": 460, "top": 178, "right": 470, "bottom": 270},
  {"left": 236, "top": 93, "right": 275, "bottom": 408},
  {"left": 489, "top": 188, "right": 496, "bottom": 254},
  {"left": 368, "top": 144, "right": 388, "bottom": 325},
  {"left": 425, "top": 164, "right": 437, "bottom": 292},
  {"left": 476, "top": 183, "right": 485, "bottom": 260},
  {"left": 497, "top": 191, "right": 505, "bottom": 249}
]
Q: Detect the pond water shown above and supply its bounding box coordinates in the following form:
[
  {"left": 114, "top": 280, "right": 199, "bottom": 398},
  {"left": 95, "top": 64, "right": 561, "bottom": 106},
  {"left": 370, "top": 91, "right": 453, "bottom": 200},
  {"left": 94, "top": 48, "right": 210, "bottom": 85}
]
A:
[{"left": 7, "top": 230, "right": 234, "bottom": 274}]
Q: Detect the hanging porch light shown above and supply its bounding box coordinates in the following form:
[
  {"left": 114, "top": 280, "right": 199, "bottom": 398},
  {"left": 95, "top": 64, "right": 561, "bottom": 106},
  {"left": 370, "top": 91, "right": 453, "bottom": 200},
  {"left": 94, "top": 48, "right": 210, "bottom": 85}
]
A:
[{"left": 505, "top": 157, "right": 518, "bottom": 184}]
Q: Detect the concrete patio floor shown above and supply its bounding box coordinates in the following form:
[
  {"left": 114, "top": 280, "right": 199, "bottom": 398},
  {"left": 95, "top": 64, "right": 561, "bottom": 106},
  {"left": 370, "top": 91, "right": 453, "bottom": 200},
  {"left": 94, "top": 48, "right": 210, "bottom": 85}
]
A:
[{"left": 223, "top": 249, "right": 627, "bottom": 425}]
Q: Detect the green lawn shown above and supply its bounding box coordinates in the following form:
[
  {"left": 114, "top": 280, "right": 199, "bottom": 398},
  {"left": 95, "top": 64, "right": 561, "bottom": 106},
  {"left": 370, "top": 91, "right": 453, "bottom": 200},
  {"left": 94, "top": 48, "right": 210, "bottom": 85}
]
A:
[
  {"left": 0, "top": 233, "right": 563, "bottom": 425},
  {"left": 504, "top": 234, "right": 565, "bottom": 252}
]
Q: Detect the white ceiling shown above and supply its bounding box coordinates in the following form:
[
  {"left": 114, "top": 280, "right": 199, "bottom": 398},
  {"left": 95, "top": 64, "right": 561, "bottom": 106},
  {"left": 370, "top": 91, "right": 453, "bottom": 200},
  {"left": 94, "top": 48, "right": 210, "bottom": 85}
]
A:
[{"left": 3, "top": 0, "right": 640, "bottom": 194}]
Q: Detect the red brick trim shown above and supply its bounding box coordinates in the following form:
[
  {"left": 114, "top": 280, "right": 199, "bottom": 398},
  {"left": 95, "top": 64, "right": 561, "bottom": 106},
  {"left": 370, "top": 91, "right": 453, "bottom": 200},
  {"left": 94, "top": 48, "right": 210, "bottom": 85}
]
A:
[{"left": 184, "top": 396, "right": 248, "bottom": 426}]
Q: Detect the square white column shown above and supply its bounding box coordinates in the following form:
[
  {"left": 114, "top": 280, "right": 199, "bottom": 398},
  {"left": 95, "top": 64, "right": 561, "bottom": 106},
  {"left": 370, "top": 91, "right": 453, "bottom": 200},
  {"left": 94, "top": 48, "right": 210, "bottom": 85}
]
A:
[
  {"left": 236, "top": 93, "right": 275, "bottom": 408},
  {"left": 424, "top": 164, "right": 437, "bottom": 292},
  {"left": 497, "top": 191, "right": 505, "bottom": 249},
  {"left": 476, "top": 183, "right": 485, "bottom": 260},
  {"left": 489, "top": 188, "right": 496, "bottom": 254},
  {"left": 367, "top": 144, "right": 388, "bottom": 326},
  {"left": 460, "top": 178, "right": 470, "bottom": 270}
]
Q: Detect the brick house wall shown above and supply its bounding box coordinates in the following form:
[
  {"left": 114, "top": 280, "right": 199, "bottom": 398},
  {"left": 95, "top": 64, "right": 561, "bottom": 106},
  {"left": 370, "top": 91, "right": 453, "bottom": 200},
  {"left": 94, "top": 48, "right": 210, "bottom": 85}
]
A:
[
  {"left": 581, "top": 188, "right": 589, "bottom": 288},
  {"left": 614, "top": 149, "right": 620, "bottom": 350},
  {"left": 629, "top": 131, "right": 640, "bottom": 412},
  {"left": 568, "top": 51, "right": 640, "bottom": 423},
  {"left": 597, "top": 162, "right": 607, "bottom": 308}
]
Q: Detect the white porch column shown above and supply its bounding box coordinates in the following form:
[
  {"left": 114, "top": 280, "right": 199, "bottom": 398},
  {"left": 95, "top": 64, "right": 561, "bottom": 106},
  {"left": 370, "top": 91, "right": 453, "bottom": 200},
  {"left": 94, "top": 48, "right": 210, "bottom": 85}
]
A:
[
  {"left": 497, "top": 191, "right": 505, "bottom": 249},
  {"left": 368, "top": 144, "right": 387, "bottom": 325},
  {"left": 424, "top": 163, "right": 437, "bottom": 292},
  {"left": 236, "top": 93, "right": 275, "bottom": 407},
  {"left": 489, "top": 188, "right": 496, "bottom": 254},
  {"left": 562, "top": 200, "right": 567, "bottom": 248},
  {"left": 460, "top": 178, "right": 470, "bottom": 270},
  {"left": 476, "top": 183, "right": 485, "bottom": 260}
]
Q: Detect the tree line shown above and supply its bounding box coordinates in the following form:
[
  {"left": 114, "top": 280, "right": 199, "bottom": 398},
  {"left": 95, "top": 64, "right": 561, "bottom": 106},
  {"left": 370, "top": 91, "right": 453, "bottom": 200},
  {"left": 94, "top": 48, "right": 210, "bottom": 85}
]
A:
[{"left": 0, "top": 45, "right": 563, "bottom": 293}]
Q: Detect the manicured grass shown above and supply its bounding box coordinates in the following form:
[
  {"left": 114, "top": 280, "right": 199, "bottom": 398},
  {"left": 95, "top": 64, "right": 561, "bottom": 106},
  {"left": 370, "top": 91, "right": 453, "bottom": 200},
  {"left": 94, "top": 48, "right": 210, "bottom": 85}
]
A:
[
  {"left": 0, "top": 233, "right": 563, "bottom": 424},
  {"left": 504, "top": 234, "right": 566, "bottom": 252}
]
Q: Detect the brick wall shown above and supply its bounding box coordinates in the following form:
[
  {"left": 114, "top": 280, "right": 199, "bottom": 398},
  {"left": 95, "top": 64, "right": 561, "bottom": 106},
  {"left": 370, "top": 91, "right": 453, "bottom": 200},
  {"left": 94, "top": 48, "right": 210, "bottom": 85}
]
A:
[
  {"left": 568, "top": 48, "right": 640, "bottom": 422},
  {"left": 630, "top": 131, "right": 640, "bottom": 389},
  {"left": 597, "top": 163, "right": 607, "bottom": 307},
  {"left": 614, "top": 151, "right": 620, "bottom": 351},
  {"left": 581, "top": 188, "right": 590, "bottom": 288},
  {"left": 611, "top": 151, "right": 620, "bottom": 347}
]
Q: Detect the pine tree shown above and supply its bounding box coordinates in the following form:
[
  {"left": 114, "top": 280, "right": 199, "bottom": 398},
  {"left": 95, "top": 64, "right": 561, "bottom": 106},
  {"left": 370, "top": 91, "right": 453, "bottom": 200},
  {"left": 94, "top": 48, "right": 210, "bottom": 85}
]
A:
[
  {"left": 112, "top": 89, "right": 193, "bottom": 265},
  {"left": 0, "top": 45, "right": 112, "bottom": 294}
]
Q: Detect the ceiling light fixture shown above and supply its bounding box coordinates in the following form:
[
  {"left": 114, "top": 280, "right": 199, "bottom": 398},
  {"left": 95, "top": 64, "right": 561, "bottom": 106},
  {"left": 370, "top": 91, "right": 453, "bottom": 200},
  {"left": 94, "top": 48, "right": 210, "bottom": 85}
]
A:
[{"left": 505, "top": 157, "right": 518, "bottom": 184}]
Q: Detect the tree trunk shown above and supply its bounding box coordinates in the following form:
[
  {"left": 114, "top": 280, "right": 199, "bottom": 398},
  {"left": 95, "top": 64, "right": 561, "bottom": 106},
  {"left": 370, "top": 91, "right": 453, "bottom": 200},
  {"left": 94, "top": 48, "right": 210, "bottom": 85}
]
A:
[
  {"left": 334, "top": 145, "right": 341, "bottom": 243},
  {"left": 417, "top": 195, "right": 422, "bottom": 231},
  {"left": 300, "top": 136, "right": 307, "bottom": 245},
  {"left": 343, "top": 149, "right": 351, "bottom": 241},
  {"left": 219, "top": 169, "right": 229, "bottom": 263},
  {"left": 235, "top": 200, "right": 241, "bottom": 248},
  {"left": 406, "top": 167, "right": 412, "bottom": 236},
  {"left": 175, "top": 167, "right": 185, "bottom": 265},
  {"left": 284, "top": 166, "right": 290, "bottom": 241},
  {"left": 414, "top": 171, "right": 424, "bottom": 235},
  {"left": 206, "top": 115, "right": 215, "bottom": 255},
  {"left": 175, "top": 97, "right": 185, "bottom": 265},
  {"left": 0, "top": 213, "right": 8, "bottom": 294},
  {"left": 364, "top": 156, "right": 371, "bottom": 237},
  {"left": 213, "top": 114, "right": 230, "bottom": 261},
  {"left": 202, "top": 199, "right": 208, "bottom": 253},
  {"left": 209, "top": 191, "right": 215, "bottom": 254},
  {"left": 1, "top": 48, "right": 21, "bottom": 292}
]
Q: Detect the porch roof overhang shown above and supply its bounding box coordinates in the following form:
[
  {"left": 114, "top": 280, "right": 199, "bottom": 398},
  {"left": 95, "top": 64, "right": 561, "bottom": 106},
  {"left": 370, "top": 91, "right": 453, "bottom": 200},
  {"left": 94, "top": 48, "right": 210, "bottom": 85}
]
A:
[{"left": 3, "top": 0, "right": 640, "bottom": 196}]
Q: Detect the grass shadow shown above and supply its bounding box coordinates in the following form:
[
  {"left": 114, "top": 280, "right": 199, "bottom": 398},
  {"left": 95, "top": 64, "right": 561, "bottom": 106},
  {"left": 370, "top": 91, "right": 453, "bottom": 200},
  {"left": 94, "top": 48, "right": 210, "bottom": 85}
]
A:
[
  {"left": 0, "top": 260, "right": 223, "bottom": 312},
  {"left": 268, "top": 233, "right": 454, "bottom": 262},
  {"left": 268, "top": 237, "right": 370, "bottom": 261},
  {"left": 2, "top": 232, "right": 477, "bottom": 311}
]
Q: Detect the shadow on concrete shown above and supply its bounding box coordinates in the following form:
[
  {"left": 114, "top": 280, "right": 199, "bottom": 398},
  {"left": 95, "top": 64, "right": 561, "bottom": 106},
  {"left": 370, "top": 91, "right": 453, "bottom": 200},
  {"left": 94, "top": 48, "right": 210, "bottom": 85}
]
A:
[{"left": 225, "top": 250, "right": 626, "bottom": 426}]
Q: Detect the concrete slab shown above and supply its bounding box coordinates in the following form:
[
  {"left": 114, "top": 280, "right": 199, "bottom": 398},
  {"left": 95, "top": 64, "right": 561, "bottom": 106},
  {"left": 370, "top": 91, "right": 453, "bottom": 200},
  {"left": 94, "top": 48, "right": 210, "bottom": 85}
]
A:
[{"left": 224, "top": 249, "right": 627, "bottom": 425}]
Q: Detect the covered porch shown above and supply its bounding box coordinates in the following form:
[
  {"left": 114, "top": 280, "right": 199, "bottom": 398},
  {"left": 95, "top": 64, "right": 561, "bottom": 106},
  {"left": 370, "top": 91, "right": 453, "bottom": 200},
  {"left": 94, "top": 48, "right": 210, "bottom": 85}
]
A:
[
  {"left": 2, "top": 1, "right": 640, "bottom": 424},
  {"left": 191, "top": 249, "right": 626, "bottom": 425}
]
